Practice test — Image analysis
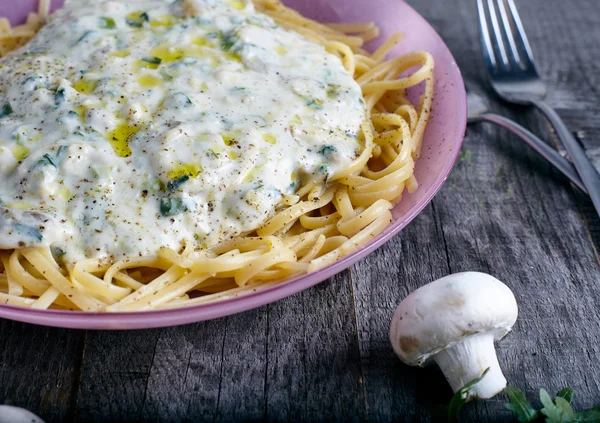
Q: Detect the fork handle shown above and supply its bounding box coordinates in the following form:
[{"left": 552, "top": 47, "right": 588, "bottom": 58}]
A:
[
  {"left": 470, "top": 113, "right": 587, "bottom": 194},
  {"left": 532, "top": 100, "right": 600, "bottom": 211}
]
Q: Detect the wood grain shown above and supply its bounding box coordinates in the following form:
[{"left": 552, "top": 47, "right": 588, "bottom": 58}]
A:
[
  {"left": 1, "top": 0, "right": 599, "bottom": 421},
  {"left": 0, "top": 321, "right": 84, "bottom": 422}
]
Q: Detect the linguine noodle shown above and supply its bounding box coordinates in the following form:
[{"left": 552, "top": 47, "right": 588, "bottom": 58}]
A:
[{"left": 0, "top": 0, "right": 434, "bottom": 311}]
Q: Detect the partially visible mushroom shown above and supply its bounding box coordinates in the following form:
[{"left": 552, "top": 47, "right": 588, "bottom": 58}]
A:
[
  {"left": 389, "top": 272, "right": 518, "bottom": 399},
  {"left": 0, "top": 405, "right": 44, "bottom": 423}
]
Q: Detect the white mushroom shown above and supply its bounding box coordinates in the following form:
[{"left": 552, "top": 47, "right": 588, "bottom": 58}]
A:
[
  {"left": 389, "top": 272, "right": 518, "bottom": 399},
  {"left": 0, "top": 405, "right": 44, "bottom": 423}
]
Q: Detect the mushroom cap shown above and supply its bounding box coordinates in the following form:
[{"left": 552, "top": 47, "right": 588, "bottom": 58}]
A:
[
  {"left": 0, "top": 405, "right": 44, "bottom": 423},
  {"left": 389, "top": 272, "right": 518, "bottom": 366}
]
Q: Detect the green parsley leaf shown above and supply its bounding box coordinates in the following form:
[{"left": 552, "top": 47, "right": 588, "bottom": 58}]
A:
[
  {"left": 54, "top": 88, "right": 66, "bottom": 105},
  {"left": 0, "top": 102, "right": 13, "bottom": 118},
  {"left": 159, "top": 196, "right": 188, "bottom": 217},
  {"left": 125, "top": 19, "right": 142, "bottom": 28},
  {"left": 56, "top": 145, "right": 68, "bottom": 158},
  {"left": 447, "top": 368, "right": 490, "bottom": 423},
  {"left": 555, "top": 397, "right": 575, "bottom": 421},
  {"left": 505, "top": 387, "right": 539, "bottom": 423},
  {"left": 220, "top": 33, "right": 237, "bottom": 51},
  {"left": 557, "top": 388, "right": 575, "bottom": 404},
  {"left": 35, "top": 146, "right": 67, "bottom": 169},
  {"left": 540, "top": 389, "right": 575, "bottom": 423},
  {"left": 142, "top": 56, "right": 162, "bottom": 66},
  {"left": 125, "top": 12, "right": 149, "bottom": 28},
  {"left": 99, "top": 17, "right": 116, "bottom": 29},
  {"left": 36, "top": 154, "right": 56, "bottom": 168},
  {"left": 167, "top": 175, "right": 190, "bottom": 191},
  {"left": 172, "top": 92, "right": 192, "bottom": 105},
  {"left": 74, "top": 30, "right": 96, "bottom": 45},
  {"left": 319, "top": 145, "right": 337, "bottom": 157},
  {"left": 575, "top": 409, "right": 600, "bottom": 422}
]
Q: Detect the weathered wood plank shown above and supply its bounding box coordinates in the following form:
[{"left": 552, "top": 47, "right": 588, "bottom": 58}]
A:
[
  {"left": 499, "top": 0, "right": 600, "bottom": 260},
  {"left": 435, "top": 121, "right": 600, "bottom": 421},
  {"left": 264, "top": 291, "right": 309, "bottom": 421},
  {"left": 349, "top": 0, "right": 600, "bottom": 421},
  {"left": 139, "top": 321, "right": 225, "bottom": 422},
  {"left": 2, "top": 0, "right": 600, "bottom": 422},
  {"left": 297, "top": 271, "right": 365, "bottom": 422},
  {"left": 350, "top": 206, "right": 452, "bottom": 422},
  {"left": 74, "top": 322, "right": 227, "bottom": 422},
  {"left": 72, "top": 273, "right": 364, "bottom": 422},
  {"left": 0, "top": 322, "right": 84, "bottom": 423},
  {"left": 74, "top": 330, "right": 162, "bottom": 421},
  {"left": 213, "top": 309, "right": 268, "bottom": 422}
]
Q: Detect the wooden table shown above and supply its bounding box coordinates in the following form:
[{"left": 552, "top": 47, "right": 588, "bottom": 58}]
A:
[{"left": 1, "top": 0, "right": 599, "bottom": 421}]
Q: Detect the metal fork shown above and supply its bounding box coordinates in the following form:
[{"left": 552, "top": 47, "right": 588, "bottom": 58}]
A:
[
  {"left": 467, "top": 87, "right": 586, "bottom": 193},
  {"left": 477, "top": 0, "right": 600, "bottom": 212}
]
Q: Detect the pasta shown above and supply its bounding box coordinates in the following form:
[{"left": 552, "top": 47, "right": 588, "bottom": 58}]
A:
[{"left": 0, "top": 0, "right": 434, "bottom": 311}]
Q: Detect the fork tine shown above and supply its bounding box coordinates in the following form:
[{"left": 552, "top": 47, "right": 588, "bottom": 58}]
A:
[
  {"left": 496, "top": 0, "right": 522, "bottom": 66},
  {"left": 504, "top": 0, "right": 537, "bottom": 68},
  {"left": 485, "top": 0, "right": 510, "bottom": 68},
  {"left": 477, "top": 0, "right": 499, "bottom": 70}
]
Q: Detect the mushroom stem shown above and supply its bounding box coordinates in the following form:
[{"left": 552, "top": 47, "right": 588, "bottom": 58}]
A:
[{"left": 432, "top": 332, "right": 506, "bottom": 399}]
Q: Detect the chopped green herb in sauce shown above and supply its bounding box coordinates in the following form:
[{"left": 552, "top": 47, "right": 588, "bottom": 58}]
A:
[
  {"left": 0, "top": 0, "right": 365, "bottom": 263},
  {"left": 160, "top": 196, "right": 188, "bottom": 217},
  {"left": 0, "top": 103, "right": 13, "bottom": 118},
  {"left": 99, "top": 17, "right": 116, "bottom": 29}
]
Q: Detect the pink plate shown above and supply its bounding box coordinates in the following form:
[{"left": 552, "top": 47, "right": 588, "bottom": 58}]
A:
[{"left": 0, "top": 0, "right": 466, "bottom": 329}]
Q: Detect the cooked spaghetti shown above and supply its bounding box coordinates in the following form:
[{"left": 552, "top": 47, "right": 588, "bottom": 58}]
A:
[{"left": 0, "top": 0, "right": 434, "bottom": 311}]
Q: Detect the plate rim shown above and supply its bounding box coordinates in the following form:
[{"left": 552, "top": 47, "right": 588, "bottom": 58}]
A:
[{"left": 0, "top": 0, "right": 467, "bottom": 329}]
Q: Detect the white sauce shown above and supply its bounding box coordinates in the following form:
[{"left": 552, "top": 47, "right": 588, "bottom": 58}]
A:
[{"left": 0, "top": 0, "right": 366, "bottom": 264}]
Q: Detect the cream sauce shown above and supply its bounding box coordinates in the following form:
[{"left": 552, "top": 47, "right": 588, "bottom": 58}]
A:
[{"left": 0, "top": 0, "right": 365, "bottom": 263}]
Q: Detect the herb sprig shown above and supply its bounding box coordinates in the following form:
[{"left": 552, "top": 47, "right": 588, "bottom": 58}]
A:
[
  {"left": 505, "top": 387, "right": 600, "bottom": 423},
  {"left": 447, "top": 368, "right": 490, "bottom": 423},
  {"left": 447, "top": 372, "right": 600, "bottom": 422}
]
